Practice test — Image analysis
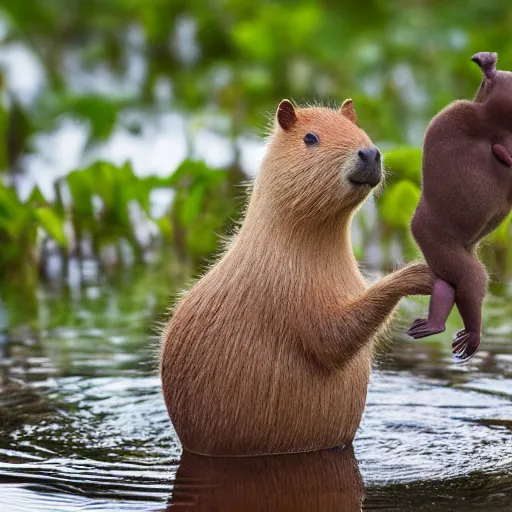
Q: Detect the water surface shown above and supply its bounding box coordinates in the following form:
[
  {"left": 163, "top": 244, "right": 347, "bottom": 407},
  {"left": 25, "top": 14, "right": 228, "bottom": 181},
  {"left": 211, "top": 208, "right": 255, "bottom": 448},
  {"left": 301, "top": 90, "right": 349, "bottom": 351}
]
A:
[{"left": 0, "top": 265, "right": 511, "bottom": 511}]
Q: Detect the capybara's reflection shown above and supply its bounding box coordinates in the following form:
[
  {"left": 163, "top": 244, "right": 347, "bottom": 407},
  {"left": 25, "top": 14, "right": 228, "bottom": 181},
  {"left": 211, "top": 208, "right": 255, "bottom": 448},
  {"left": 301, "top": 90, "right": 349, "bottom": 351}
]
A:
[{"left": 168, "top": 446, "right": 363, "bottom": 511}]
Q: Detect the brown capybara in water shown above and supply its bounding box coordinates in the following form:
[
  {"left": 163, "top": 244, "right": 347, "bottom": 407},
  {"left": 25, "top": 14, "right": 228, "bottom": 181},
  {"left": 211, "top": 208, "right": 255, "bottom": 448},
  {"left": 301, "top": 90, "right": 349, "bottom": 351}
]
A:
[
  {"left": 160, "top": 99, "right": 434, "bottom": 456},
  {"left": 168, "top": 447, "right": 363, "bottom": 512},
  {"left": 407, "top": 52, "right": 512, "bottom": 362}
]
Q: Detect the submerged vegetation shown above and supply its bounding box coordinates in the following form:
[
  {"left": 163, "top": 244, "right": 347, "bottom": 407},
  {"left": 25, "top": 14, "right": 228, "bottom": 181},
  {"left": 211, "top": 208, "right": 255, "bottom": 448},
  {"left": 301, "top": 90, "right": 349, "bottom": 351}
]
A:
[{"left": 1, "top": 0, "right": 512, "bottom": 327}]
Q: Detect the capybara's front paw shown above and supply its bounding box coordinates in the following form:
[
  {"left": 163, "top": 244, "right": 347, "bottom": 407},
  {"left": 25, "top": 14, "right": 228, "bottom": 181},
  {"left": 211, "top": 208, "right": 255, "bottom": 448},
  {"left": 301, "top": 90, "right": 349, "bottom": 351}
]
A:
[
  {"left": 407, "top": 318, "right": 446, "bottom": 339},
  {"left": 452, "top": 329, "right": 480, "bottom": 363},
  {"left": 398, "top": 262, "right": 436, "bottom": 296}
]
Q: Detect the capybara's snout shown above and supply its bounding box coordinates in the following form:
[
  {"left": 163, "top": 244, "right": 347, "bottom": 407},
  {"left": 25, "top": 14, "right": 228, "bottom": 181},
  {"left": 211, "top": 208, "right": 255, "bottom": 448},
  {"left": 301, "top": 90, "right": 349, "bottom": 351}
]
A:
[{"left": 348, "top": 146, "right": 382, "bottom": 187}]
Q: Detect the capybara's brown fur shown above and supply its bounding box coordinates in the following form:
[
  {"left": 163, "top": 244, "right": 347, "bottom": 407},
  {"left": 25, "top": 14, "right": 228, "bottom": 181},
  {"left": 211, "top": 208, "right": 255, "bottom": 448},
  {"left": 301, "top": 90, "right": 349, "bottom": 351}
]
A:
[
  {"left": 168, "top": 447, "right": 363, "bottom": 512},
  {"left": 160, "top": 99, "right": 434, "bottom": 456}
]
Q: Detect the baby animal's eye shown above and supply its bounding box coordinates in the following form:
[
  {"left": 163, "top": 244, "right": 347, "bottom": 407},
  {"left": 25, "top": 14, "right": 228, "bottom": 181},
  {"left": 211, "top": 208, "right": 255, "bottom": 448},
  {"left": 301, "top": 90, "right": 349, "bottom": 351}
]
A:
[{"left": 303, "top": 132, "right": 320, "bottom": 146}]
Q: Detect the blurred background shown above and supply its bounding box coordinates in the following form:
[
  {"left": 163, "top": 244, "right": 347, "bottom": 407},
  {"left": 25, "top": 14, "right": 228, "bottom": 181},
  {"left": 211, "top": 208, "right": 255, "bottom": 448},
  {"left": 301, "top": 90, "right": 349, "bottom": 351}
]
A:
[
  {"left": 1, "top": 2, "right": 512, "bottom": 510},
  {"left": 2, "top": 0, "right": 512, "bottom": 321}
]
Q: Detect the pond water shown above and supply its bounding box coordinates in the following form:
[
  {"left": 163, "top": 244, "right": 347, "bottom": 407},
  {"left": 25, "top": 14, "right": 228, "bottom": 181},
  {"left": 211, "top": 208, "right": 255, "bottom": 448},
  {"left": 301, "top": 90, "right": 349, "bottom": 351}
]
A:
[{"left": 0, "top": 263, "right": 511, "bottom": 511}]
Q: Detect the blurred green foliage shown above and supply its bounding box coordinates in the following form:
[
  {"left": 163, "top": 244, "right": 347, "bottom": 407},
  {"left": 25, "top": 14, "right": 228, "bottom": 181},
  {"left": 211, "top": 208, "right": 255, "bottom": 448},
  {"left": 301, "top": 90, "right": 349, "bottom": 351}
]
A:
[
  {"left": 1, "top": 0, "right": 511, "bottom": 155},
  {"left": 1, "top": 159, "right": 237, "bottom": 287},
  {"left": 0, "top": 0, "right": 512, "bottom": 309}
]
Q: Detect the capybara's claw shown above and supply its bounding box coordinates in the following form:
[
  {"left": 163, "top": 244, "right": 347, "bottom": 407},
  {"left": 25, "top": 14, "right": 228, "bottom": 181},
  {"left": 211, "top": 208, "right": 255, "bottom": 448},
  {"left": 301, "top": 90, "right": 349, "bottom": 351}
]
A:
[
  {"left": 452, "top": 329, "right": 480, "bottom": 363},
  {"left": 407, "top": 318, "right": 445, "bottom": 339}
]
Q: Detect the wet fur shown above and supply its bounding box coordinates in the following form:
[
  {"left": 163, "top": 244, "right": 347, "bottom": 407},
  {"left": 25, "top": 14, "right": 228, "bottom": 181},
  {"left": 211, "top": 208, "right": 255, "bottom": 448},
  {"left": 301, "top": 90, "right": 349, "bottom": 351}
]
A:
[{"left": 160, "top": 101, "right": 433, "bottom": 456}]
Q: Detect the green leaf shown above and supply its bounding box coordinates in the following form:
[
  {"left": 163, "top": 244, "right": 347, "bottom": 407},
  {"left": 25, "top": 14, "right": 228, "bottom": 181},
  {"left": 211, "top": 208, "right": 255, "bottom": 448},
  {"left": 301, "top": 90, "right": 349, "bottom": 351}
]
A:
[
  {"left": 379, "top": 180, "right": 420, "bottom": 229},
  {"left": 186, "top": 220, "right": 220, "bottom": 260},
  {"left": 179, "top": 186, "right": 205, "bottom": 227},
  {"left": 27, "top": 186, "right": 47, "bottom": 207},
  {"left": 67, "top": 169, "right": 94, "bottom": 218},
  {"left": 34, "top": 207, "right": 68, "bottom": 248},
  {"left": 0, "top": 101, "right": 8, "bottom": 171},
  {"left": 232, "top": 20, "right": 274, "bottom": 61},
  {"left": 61, "top": 95, "right": 125, "bottom": 141},
  {"left": 0, "top": 183, "right": 24, "bottom": 226},
  {"left": 168, "top": 160, "right": 213, "bottom": 188},
  {"left": 488, "top": 211, "right": 512, "bottom": 246},
  {"left": 384, "top": 148, "right": 423, "bottom": 185},
  {"left": 155, "top": 215, "right": 173, "bottom": 241}
]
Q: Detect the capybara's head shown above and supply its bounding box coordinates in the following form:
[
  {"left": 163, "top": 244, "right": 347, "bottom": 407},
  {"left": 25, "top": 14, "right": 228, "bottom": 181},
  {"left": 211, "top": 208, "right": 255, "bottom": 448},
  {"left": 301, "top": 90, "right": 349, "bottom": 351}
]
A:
[
  {"left": 257, "top": 100, "right": 382, "bottom": 224},
  {"left": 473, "top": 52, "right": 512, "bottom": 128}
]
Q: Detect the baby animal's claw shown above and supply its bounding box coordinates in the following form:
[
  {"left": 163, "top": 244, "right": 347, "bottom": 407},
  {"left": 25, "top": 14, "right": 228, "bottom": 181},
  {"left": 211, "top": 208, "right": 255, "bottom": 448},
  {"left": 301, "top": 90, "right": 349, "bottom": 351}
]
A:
[
  {"left": 452, "top": 329, "right": 480, "bottom": 363},
  {"left": 407, "top": 318, "right": 445, "bottom": 339}
]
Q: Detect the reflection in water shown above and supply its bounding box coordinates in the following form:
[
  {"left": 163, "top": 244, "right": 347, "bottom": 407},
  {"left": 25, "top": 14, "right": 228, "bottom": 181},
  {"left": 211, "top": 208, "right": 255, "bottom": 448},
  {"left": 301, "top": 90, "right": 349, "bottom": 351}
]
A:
[{"left": 169, "top": 447, "right": 363, "bottom": 512}]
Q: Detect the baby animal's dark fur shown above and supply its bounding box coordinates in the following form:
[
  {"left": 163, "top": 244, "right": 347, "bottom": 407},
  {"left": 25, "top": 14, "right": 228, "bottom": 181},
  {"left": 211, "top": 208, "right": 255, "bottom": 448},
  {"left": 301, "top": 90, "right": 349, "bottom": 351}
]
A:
[{"left": 408, "top": 52, "right": 512, "bottom": 361}]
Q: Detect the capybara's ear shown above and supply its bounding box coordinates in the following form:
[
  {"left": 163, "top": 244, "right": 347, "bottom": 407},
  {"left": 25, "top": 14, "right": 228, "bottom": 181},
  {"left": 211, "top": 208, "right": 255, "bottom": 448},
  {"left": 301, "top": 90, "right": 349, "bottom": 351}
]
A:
[
  {"left": 340, "top": 99, "right": 357, "bottom": 124},
  {"left": 276, "top": 99, "right": 297, "bottom": 131},
  {"left": 472, "top": 52, "right": 498, "bottom": 79}
]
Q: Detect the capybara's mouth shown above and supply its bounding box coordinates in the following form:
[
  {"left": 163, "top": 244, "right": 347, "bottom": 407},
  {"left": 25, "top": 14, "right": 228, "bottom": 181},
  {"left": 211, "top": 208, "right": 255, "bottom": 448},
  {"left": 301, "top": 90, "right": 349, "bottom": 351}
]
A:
[
  {"left": 349, "top": 177, "right": 379, "bottom": 187},
  {"left": 349, "top": 172, "right": 381, "bottom": 188}
]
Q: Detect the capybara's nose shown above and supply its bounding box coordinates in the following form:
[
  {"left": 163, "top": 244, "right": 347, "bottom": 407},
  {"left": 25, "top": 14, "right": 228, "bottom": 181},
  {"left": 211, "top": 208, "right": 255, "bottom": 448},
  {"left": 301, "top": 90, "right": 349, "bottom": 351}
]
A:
[
  {"left": 349, "top": 146, "right": 382, "bottom": 187},
  {"left": 358, "top": 147, "right": 381, "bottom": 167}
]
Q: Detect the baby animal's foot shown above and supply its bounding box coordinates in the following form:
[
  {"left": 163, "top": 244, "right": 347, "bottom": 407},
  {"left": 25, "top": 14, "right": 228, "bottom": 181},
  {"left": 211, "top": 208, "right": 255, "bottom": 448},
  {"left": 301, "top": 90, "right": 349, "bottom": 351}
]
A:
[
  {"left": 452, "top": 329, "right": 480, "bottom": 363},
  {"left": 407, "top": 318, "right": 446, "bottom": 339}
]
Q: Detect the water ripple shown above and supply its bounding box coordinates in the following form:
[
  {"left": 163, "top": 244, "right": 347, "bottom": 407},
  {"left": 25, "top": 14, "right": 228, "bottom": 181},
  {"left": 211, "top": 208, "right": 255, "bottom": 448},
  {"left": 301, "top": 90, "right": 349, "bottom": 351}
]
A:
[{"left": 0, "top": 286, "right": 511, "bottom": 510}]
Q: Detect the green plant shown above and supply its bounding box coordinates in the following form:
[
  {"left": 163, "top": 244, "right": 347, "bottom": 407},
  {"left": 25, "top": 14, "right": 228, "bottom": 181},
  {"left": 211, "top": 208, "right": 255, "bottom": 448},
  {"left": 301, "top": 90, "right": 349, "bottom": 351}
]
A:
[
  {"left": 64, "top": 161, "right": 153, "bottom": 261},
  {"left": 0, "top": 182, "right": 67, "bottom": 287}
]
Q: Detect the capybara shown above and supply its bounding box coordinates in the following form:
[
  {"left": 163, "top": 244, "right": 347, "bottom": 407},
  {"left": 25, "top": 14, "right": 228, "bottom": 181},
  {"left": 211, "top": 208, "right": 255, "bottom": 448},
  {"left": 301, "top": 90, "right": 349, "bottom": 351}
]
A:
[{"left": 161, "top": 99, "right": 434, "bottom": 455}]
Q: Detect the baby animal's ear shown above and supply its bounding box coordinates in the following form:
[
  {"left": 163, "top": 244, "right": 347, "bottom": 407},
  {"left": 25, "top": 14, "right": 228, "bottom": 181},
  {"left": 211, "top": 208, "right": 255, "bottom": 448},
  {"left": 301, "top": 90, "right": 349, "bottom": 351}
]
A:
[
  {"left": 472, "top": 52, "right": 498, "bottom": 79},
  {"left": 276, "top": 99, "right": 297, "bottom": 131},
  {"left": 340, "top": 99, "right": 357, "bottom": 124}
]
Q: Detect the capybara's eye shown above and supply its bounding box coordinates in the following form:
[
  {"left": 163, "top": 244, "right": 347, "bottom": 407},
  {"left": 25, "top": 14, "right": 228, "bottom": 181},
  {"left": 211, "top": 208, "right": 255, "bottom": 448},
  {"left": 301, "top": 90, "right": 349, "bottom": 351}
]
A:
[{"left": 303, "top": 132, "right": 320, "bottom": 146}]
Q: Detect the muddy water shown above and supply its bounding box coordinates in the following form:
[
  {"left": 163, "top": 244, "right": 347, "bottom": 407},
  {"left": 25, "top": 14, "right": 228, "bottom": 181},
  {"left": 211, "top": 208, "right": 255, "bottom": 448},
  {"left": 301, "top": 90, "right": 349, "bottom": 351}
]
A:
[{"left": 0, "top": 267, "right": 511, "bottom": 511}]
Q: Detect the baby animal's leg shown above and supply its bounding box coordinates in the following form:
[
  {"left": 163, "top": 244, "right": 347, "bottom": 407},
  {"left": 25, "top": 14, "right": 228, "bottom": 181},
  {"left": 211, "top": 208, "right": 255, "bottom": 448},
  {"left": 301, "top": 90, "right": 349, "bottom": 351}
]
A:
[
  {"left": 407, "top": 279, "right": 455, "bottom": 339},
  {"left": 408, "top": 215, "right": 487, "bottom": 361},
  {"left": 410, "top": 207, "right": 487, "bottom": 360},
  {"left": 452, "top": 255, "right": 488, "bottom": 362},
  {"left": 408, "top": 211, "right": 456, "bottom": 339}
]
